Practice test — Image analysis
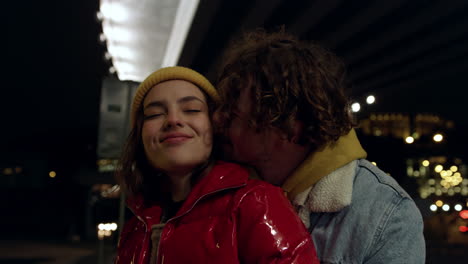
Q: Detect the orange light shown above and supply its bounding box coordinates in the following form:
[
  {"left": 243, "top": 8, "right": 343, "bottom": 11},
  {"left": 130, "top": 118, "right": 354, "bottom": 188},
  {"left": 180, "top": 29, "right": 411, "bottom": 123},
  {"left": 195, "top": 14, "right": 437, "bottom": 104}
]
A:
[
  {"left": 460, "top": 210, "right": 468, "bottom": 219},
  {"left": 459, "top": 226, "right": 468, "bottom": 233},
  {"left": 49, "top": 171, "right": 57, "bottom": 178}
]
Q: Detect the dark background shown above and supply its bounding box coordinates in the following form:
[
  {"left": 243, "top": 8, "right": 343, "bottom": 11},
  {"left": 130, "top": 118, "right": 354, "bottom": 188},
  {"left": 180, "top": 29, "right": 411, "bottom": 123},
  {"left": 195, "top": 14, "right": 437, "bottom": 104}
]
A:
[{"left": 2, "top": 0, "right": 468, "bottom": 262}]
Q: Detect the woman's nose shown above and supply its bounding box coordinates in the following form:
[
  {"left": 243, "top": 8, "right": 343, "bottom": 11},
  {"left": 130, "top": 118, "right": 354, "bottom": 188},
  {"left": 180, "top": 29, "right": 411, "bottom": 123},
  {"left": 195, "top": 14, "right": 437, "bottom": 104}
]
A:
[{"left": 164, "top": 111, "right": 183, "bottom": 128}]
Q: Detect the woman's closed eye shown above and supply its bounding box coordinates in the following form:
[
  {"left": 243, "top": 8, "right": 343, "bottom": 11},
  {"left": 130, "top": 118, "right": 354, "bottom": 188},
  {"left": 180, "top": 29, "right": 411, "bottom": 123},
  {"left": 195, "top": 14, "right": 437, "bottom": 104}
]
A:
[
  {"left": 184, "top": 109, "right": 202, "bottom": 113},
  {"left": 144, "top": 113, "right": 164, "bottom": 120}
]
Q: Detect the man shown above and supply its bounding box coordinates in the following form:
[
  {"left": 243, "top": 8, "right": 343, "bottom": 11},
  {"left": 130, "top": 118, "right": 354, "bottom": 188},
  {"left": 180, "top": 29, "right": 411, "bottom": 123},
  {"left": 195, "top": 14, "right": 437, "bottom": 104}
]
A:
[{"left": 215, "top": 29, "right": 425, "bottom": 263}]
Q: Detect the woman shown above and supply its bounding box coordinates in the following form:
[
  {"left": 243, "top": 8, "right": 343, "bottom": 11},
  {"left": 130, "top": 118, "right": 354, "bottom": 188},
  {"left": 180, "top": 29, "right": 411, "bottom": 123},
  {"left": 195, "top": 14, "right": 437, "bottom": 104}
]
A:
[{"left": 115, "top": 66, "right": 318, "bottom": 264}]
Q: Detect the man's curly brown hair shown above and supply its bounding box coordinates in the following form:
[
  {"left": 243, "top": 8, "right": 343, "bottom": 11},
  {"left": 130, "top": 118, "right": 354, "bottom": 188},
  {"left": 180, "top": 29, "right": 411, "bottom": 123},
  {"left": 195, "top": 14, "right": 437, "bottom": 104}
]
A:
[{"left": 216, "top": 29, "right": 355, "bottom": 150}]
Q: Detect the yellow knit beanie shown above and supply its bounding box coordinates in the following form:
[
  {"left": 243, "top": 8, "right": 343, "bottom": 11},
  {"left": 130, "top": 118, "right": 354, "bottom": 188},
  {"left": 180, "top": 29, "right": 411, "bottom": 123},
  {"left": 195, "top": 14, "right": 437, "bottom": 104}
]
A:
[{"left": 130, "top": 66, "right": 219, "bottom": 127}]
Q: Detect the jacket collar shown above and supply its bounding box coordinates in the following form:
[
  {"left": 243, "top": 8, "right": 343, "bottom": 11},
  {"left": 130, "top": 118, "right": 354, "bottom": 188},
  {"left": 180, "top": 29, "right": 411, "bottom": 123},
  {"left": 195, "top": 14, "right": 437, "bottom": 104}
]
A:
[
  {"left": 126, "top": 161, "right": 249, "bottom": 224},
  {"left": 294, "top": 160, "right": 358, "bottom": 213},
  {"left": 282, "top": 129, "right": 367, "bottom": 200},
  {"left": 180, "top": 161, "right": 248, "bottom": 206}
]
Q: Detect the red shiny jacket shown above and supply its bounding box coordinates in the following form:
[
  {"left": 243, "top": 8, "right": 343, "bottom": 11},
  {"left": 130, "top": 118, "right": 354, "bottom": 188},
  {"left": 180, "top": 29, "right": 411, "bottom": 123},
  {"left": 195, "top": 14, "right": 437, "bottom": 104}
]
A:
[{"left": 115, "top": 161, "right": 318, "bottom": 264}]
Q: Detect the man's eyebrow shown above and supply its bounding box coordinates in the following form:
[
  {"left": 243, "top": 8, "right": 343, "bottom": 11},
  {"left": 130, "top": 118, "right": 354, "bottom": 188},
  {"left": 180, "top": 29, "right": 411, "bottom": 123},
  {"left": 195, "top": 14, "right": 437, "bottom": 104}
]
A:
[{"left": 177, "top": 96, "right": 206, "bottom": 104}]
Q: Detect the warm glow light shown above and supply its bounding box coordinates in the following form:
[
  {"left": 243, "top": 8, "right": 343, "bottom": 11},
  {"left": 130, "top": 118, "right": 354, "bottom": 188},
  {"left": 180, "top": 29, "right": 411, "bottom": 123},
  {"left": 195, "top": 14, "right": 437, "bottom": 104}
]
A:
[
  {"left": 107, "top": 45, "right": 136, "bottom": 60},
  {"left": 351, "top": 102, "right": 360, "bottom": 113},
  {"left": 405, "top": 136, "right": 414, "bottom": 144},
  {"left": 96, "top": 11, "right": 104, "bottom": 21},
  {"left": 371, "top": 162, "right": 377, "bottom": 166},
  {"left": 113, "top": 60, "right": 137, "bottom": 75},
  {"left": 442, "top": 204, "right": 450, "bottom": 211},
  {"left": 454, "top": 204, "right": 463, "bottom": 211},
  {"left": 366, "top": 95, "right": 375, "bottom": 104},
  {"left": 433, "top": 134, "right": 443, "bottom": 142},
  {"left": 102, "top": 24, "right": 136, "bottom": 43},
  {"left": 435, "top": 165, "right": 443, "bottom": 173},
  {"left": 99, "top": 33, "right": 106, "bottom": 43},
  {"left": 99, "top": 0, "right": 202, "bottom": 82},
  {"left": 460, "top": 210, "right": 468, "bottom": 219},
  {"left": 430, "top": 204, "right": 437, "bottom": 212},
  {"left": 435, "top": 200, "right": 444, "bottom": 207},
  {"left": 459, "top": 226, "right": 468, "bottom": 232},
  {"left": 450, "top": 166, "right": 458, "bottom": 172},
  {"left": 161, "top": 0, "right": 201, "bottom": 67},
  {"left": 104, "top": 52, "right": 112, "bottom": 60},
  {"left": 422, "top": 160, "right": 430, "bottom": 167},
  {"left": 100, "top": 2, "right": 129, "bottom": 23},
  {"left": 49, "top": 171, "right": 56, "bottom": 178}
]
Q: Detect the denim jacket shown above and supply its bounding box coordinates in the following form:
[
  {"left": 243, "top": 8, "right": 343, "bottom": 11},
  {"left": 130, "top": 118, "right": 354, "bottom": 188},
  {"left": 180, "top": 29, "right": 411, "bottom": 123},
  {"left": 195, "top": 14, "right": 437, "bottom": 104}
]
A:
[{"left": 293, "top": 159, "right": 425, "bottom": 263}]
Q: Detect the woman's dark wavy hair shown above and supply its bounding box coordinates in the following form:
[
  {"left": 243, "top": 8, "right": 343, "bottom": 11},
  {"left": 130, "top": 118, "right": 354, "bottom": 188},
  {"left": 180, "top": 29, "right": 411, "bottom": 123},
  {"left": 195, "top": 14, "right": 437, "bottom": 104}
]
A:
[
  {"left": 216, "top": 28, "right": 355, "bottom": 150},
  {"left": 115, "top": 88, "right": 219, "bottom": 203}
]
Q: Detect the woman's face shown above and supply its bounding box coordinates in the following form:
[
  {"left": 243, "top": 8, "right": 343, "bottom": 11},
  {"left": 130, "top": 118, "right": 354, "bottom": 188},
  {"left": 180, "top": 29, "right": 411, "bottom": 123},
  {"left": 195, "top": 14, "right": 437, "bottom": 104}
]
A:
[{"left": 141, "top": 80, "right": 213, "bottom": 173}]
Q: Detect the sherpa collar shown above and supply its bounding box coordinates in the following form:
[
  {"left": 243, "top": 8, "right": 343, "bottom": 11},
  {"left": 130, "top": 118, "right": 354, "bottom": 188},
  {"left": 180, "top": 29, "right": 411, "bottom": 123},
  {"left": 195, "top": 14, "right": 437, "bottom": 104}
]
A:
[{"left": 282, "top": 129, "right": 367, "bottom": 201}]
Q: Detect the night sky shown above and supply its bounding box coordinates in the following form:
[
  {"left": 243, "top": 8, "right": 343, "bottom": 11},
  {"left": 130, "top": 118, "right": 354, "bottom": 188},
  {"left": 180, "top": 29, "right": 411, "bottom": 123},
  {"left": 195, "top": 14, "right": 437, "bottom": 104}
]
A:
[{"left": 4, "top": 1, "right": 106, "bottom": 170}]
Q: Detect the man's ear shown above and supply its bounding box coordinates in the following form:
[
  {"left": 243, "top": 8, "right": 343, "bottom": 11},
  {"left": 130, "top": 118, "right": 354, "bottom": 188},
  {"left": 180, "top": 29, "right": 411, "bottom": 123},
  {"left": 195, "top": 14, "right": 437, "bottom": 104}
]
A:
[{"left": 290, "top": 120, "right": 305, "bottom": 144}]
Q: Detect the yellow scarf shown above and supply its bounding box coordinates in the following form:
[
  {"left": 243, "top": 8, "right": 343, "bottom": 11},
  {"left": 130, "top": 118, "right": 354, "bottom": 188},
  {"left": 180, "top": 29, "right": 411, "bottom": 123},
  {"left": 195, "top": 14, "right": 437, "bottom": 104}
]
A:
[{"left": 282, "top": 129, "right": 367, "bottom": 200}]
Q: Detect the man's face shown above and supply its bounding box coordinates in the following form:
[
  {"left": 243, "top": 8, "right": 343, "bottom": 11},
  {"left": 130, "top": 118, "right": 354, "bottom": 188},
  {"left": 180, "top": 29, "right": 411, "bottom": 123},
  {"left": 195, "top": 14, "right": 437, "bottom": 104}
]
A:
[{"left": 220, "top": 87, "right": 282, "bottom": 170}]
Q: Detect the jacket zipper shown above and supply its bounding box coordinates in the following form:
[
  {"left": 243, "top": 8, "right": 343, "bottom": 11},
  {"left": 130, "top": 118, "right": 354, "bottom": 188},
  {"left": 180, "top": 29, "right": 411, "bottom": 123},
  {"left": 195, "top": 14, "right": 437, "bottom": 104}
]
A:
[
  {"left": 157, "top": 183, "right": 247, "bottom": 263},
  {"left": 127, "top": 207, "right": 149, "bottom": 264}
]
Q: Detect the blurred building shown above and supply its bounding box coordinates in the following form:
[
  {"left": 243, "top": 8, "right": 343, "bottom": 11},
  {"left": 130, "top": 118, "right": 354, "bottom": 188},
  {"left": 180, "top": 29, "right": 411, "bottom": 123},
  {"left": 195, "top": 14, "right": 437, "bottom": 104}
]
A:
[{"left": 358, "top": 112, "right": 468, "bottom": 244}]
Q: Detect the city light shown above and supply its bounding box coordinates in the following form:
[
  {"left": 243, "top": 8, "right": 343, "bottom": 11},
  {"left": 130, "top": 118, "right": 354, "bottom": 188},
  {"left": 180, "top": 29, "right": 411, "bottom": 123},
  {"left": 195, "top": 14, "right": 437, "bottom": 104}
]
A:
[
  {"left": 3, "top": 168, "right": 13, "bottom": 175},
  {"left": 442, "top": 204, "right": 450, "bottom": 211},
  {"left": 351, "top": 102, "right": 361, "bottom": 113},
  {"left": 49, "top": 171, "right": 56, "bottom": 178},
  {"left": 371, "top": 162, "right": 377, "bottom": 166},
  {"left": 430, "top": 204, "right": 437, "bottom": 212},
  {"left": 422, "top": 160, "right": 430, "bottom": 167},
  {"left": 435, "top": 165, "right": 443, "bottom": 173},
  {"left": 435, "top": 200, "right": 443, "bottom": 207},
  {"left": 366, "top": 95, "right": 375, "bottom": 104},
  {"left": 450, "top": 165, "right": 458, "bottom": 172},
  {"left": 433, "top": 133, "right": 443, "bottom": 142},
  {"left": 97, "top": 222, "right": 118, "bottom": 240},
  {"left": 454, "top": 204, "right": 462, "bottom": 211},
  {"left": 460, "top": 210, "right": 468, "bottom": 219},
  {"left": 405, "top": 136, "right": 414, "bottom": 144}
]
